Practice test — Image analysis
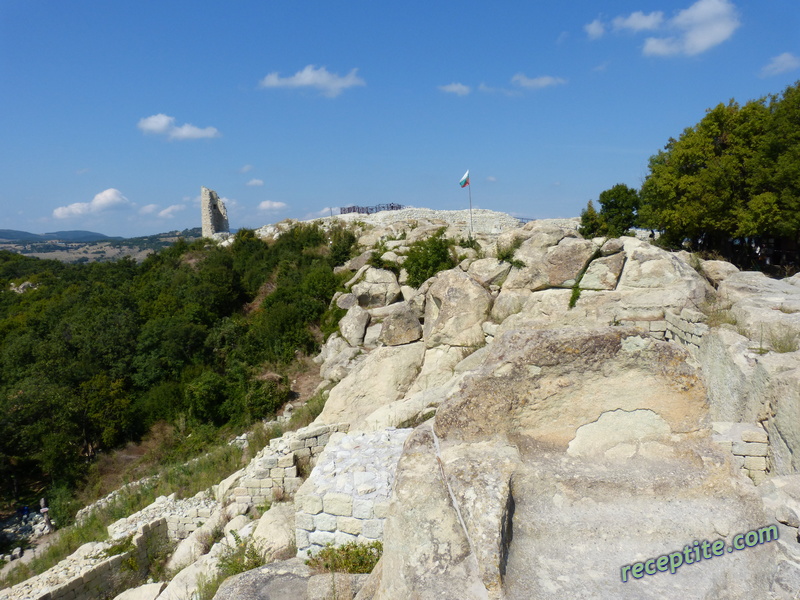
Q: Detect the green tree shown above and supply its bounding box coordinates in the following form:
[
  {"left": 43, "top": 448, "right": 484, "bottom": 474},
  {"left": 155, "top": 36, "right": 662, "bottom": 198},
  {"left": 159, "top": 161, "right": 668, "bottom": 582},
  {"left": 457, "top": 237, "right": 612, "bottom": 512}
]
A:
[
  {"left": 579, "top": 200, "right": 605, "bottom": 238},
  {"left": 597, "top": 184, "right": 640, "bottom": 236}
]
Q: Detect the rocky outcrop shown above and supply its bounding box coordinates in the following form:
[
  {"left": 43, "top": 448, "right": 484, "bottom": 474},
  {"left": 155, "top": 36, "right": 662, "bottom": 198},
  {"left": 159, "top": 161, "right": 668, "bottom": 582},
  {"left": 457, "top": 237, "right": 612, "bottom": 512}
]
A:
[{"left": 367, "top": 328, "right": 776, "bottom": 599}]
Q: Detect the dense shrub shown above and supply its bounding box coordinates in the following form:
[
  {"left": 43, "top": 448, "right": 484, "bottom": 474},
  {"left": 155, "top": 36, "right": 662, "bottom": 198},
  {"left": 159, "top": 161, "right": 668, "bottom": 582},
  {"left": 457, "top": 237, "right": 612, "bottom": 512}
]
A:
[{"left": 403, "top": 228, "right": 456, "bottom": 287}]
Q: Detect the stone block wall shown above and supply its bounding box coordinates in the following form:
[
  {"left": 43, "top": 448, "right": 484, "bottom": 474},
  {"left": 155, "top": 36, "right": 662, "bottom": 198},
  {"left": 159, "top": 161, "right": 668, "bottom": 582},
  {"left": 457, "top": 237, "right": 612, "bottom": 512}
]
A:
[
  {"left": 294, "top": 428, "right": 412, "bottom": 557},
  {"left": 664, "top": 308, "right": 709, "bottom": 350},
  {"left": 713, "top": 422, "right": 770, "bottom": 485},
  {"left": 1, "top": 519, "right": 168, "bottom": 600},
  {"left": 224, "top": 423, "right": 349, "bottom": 507}
]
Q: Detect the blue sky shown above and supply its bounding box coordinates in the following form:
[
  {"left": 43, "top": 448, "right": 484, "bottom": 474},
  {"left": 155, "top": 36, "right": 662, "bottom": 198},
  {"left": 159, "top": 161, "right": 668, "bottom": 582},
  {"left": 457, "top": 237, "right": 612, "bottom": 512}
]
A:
[{"left": 1, "top": 0, "right": 798, "bottom": 237}]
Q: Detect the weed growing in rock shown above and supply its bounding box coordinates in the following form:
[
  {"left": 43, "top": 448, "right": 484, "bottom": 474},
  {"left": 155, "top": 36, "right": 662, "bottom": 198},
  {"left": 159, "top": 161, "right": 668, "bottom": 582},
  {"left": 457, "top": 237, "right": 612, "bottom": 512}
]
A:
[
  {"left": 767, "top": 328, "right": 800, "bottom": 353},
  {"left": 306, "top": 541, "right": 382, "bottom": 574},
  {"left": 496, "top": 237, "right": 525, "bottom": 269},
  {"left": 287, "top": 391, "right": 327, "bottom": 430}
]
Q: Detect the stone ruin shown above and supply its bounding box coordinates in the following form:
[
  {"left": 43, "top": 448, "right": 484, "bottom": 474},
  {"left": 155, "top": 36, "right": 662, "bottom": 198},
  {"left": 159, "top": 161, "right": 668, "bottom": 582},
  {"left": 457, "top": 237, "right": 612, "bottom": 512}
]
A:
[{"left": 200, "top": 186, "right": 229, "bottom": 238}]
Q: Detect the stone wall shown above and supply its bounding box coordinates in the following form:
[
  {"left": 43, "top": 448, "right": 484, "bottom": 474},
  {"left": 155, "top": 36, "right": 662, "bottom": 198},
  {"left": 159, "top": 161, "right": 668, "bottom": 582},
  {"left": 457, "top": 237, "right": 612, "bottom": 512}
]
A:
[
  {"left": 200, "top": 186, "right": 229, "bottom": 238},
  {"left": 0, "top": 519, "right": 167, "bottom": 600},
  {"left": 293, "top": 428, "right": 412, "bottom": 557},
  {"left": 713, "top": 422, "right": 770, "bottom": 485},
  {"left": 664, "top": 307, "right": 709, "bottom": 351},
  {"left": 220, "top": 423, "right": 349, "bottom": 508}
]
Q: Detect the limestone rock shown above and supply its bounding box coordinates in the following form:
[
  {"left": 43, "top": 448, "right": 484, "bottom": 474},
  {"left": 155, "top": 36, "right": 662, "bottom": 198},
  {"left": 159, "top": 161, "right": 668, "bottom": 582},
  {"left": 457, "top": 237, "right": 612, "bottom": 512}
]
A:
[
  {"left": 407, "top": 345, "right": 472, "bottom": 394},
  {"left": 434, "top": 327, "right": 707, "bottom": 446},
  {"left": 316, "top": 343, "right": 425, "bottom": 429},
  {"left": 252, "top": 502, "right": 296, "bottom": 561},
  {"left": 378, "top": 310, "right": 422, "bottom": 346},
  {"left": 490, "top": 289, "right": 532, "bottom": 323},
  {"left": 580, "top": 251, "right": 625, "bottom": 290},
  {"left": 467, "top": 258, "right": 512, "bottom": 287},
  {"left": 113, "top": 582, "right": 165, "bottom": 600},
  {"left": 599, "top": 237, "right": 624, "bottom": 256},
  {"left": 212, "top": 557, "right": 311, "bottom": 600},
  {"left": 340, "top": 306, "right": 371, "bottom": 346},
  {"left": 423, "top": 270, "right": 492, "bottom": 348},
  {"left": 503, "top": 237, "right": 598, "bottom": 291},
  {"left": 372, "top": 424, "right": 488, "bottom": 600},
  {"left": 701, "top": 259, "right": 739, "bottom": 286},
  {"left": 307, "top": 573, "right": 370, "bottom": 600},
  {"left": 617, "top": 238, "right": 709, "bottom": 303},
  {"left": 351, "top": 268, "right": 402, "bottom": 309}
]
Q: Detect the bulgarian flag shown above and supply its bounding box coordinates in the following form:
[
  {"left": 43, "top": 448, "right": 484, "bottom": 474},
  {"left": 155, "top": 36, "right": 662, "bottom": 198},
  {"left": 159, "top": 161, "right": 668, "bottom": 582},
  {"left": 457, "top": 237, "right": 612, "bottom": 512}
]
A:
[{"left": 459, "top": 169, "right": 470, "bottom": 188}]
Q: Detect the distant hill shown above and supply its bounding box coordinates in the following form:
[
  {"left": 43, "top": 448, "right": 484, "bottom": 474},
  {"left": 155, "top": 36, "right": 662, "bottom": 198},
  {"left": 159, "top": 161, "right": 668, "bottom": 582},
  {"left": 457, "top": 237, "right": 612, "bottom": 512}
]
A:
[{"left": 0, "top": 229, "right": 120, "bottom": 243}]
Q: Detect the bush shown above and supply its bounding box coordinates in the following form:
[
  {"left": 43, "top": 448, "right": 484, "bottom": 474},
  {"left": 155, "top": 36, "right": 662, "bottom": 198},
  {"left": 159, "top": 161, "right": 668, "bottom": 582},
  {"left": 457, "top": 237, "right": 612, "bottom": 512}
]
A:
[
  {"left": 403, "top": 229, "right": 456, "bottom": 287},
  {"left": 306, "top": 541, "right": 382, "bottom": 574}
]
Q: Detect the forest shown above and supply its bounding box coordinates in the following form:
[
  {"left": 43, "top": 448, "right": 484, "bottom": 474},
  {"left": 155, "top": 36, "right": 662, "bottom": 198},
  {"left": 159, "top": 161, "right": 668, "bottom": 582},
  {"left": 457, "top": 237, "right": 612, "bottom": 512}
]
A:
[
  {"left": 0, "top": 224, "right": 356, "bottom": 516},
  {"left": 581, "top": 80, "right": 800, "bottom": 271}
]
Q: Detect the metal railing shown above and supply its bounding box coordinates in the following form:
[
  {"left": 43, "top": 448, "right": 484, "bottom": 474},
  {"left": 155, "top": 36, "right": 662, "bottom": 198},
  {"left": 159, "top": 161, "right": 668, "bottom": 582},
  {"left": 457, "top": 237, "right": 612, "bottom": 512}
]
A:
[{"left": 339, "top": 203, "right": 406, "bottom": 215}]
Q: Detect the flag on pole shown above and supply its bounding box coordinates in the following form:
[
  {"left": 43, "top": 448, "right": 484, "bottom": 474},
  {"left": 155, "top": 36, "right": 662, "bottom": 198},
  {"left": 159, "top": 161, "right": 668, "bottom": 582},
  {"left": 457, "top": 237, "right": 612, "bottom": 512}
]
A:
[{"left": 459, "top": 170, "right": 470, "bottom": 188}]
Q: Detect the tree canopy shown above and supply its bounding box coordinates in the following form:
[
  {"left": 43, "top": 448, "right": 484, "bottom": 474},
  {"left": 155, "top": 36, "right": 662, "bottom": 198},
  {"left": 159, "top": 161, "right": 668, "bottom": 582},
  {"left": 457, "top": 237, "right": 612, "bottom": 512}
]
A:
[
  {"left": 638, "top": 81, "right": 800, "bottom": 266},
  {"left": 0, "top": 223, "right": 356, "bottom": 504}
]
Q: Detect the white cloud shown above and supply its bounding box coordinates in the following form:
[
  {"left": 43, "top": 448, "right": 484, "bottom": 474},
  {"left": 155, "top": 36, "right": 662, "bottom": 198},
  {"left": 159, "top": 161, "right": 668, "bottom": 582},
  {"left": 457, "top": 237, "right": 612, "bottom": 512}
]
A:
[
  {"left": 259, "top": 200, "right": 288, "bottom": 211},
  {"left": 158, "top": 204, "right": 186, "bottom": 219},
  {"left": 761, "top": 52, "right": 800, "bottom": 77},
  {"left": 304, "top": 207, "right": 335, "bottom": 219},
  {"left": 439, "top": 82, "right": 470, "bottom": 96},
  {"left": 137, "top": 113, "right": 220, "bottom": 140},
  {"left": 259, "top": 65, "right": 365, "bottom": 98},
  {"left": 643, "top": 0, "right": 740, "bottom": 57},
  {"left": 240, "top": 164, "right": 253, "bottom": 173},
  {"left": 613, "top": 11, "right": 664, "bottom": 32},
  {"left": 584, "top": 19, "right": 606, "bottom": 40},
  {"left": 477, "top": 83, "right": 518, "bottom": 96},
  {"left": 139, "top": 204, "right": 159, "bottom": 215},
  {"left": 486, "top": 176, "right": 497, "bottom": 182},
  {"left": 53, "top": 188, "right": 130, "bottom": 219},
  {"left": 511, "top": 74, "right": 567, "bottom": 89},
  {"left": 247, "top": 178, "right": 265, "bottom": 187},
  {"left": 75, "top": 168, "right": 90, "bottom": 175}
]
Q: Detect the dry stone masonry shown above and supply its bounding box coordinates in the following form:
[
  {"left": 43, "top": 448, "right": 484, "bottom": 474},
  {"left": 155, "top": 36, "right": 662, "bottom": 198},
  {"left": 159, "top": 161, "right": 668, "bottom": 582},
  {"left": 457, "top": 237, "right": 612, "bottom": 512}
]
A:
[
  {"left": 200, "top": 186, "right": 229, "bottom": 238},
  {"left": 713, "top": 422, "right": 770, "bottom": 485},
  {"left": 294, "top": 429, "right": 412, "bottom": 556}
]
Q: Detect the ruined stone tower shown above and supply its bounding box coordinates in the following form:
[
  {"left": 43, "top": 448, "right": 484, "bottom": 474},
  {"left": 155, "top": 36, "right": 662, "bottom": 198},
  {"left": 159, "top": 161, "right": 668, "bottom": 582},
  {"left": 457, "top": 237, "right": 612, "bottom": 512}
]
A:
[{"left": 200, "top": 187, "right": 229, "bottom": 238}]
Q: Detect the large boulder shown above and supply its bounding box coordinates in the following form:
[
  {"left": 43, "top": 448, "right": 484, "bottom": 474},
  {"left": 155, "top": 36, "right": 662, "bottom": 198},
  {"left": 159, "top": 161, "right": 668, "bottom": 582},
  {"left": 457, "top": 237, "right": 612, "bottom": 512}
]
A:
[
  {"left": 339, "top": 306, "right": 371, "bottom": 346},
  {"left": 315, "top": 343, "right": 426, "bottom": 429},
  {"left": 423, "top": 270, "right": 492, "bottom": 348},
  {"left": 580, "top": 251, "right": 626, "bottom": 290},
  {"left": 503, "top": 237, "right": 597, "bottom": 291},
  {"left": 351, "top": 268, "right": 402, "bottom": 309},
  {"left": 378, "top": 305, "right": 423, "bottom": 346},
  {"left": 252, "top": 502, "right": 296, "bottom": 561},
  {"left": 212, "top": 557, "right": 311, "bottom": 600}
]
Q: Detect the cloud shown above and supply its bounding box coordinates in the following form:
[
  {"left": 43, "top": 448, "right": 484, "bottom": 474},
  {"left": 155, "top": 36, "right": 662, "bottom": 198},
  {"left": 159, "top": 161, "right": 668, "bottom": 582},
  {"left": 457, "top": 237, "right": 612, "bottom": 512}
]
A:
[
  {"left": 240, "top": 164, "right": 253, "bottom": 173},
  {"left": 478, "top": 83, "right": 518, "bottom": 96},
  {"left": 643, "top": 0, "right": 740, "bottom": 57},
  {"left": 53, "top": 188, "right": 130, "bottom": 219},
  {"left": 139, "top": 204, "right": 159, "bottom": 215},
  {"left": 511, "top": 74, "right": 567, "bottom": 89},
  {"left": 259, "top": 200, "right": 288, "bottom": 211},
  {"left": 613, "top": 11, "right": 664, "bottom": 32},
  {"left": 584, "top": 19, "right": 605, "bottom": 40},
  {"left": 439, "top": 82, "right": 471, "bottom": 96},
  {"left": 305, "top": 207, "right": 335, "bottom": 219},
  {"left": 75, "top": 168, "right": 90, "bottom": 175},
  {"left": 486, "top": 176, "right": 497, "bottom": 182},
  {"left": 158, "top": 204, "right": 186, "bottom": 219},
  {"left": 246, "top": 178, "right": 264, "bottom": 187},
  {"left": 761, "top": 52, "right": 800, "bottom": 77},
  {"left": 137, "top": 113, "right": 220, "bottom": 140},
  {"left": 259, "top": 65, "right": 365, "bottom": 98}
]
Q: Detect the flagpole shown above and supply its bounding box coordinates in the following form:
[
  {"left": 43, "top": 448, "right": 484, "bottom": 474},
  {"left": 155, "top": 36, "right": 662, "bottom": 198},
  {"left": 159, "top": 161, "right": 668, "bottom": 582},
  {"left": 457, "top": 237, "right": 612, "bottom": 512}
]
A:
[{"left": 468, "top": 182, "right": 473, "bottom": 236}]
